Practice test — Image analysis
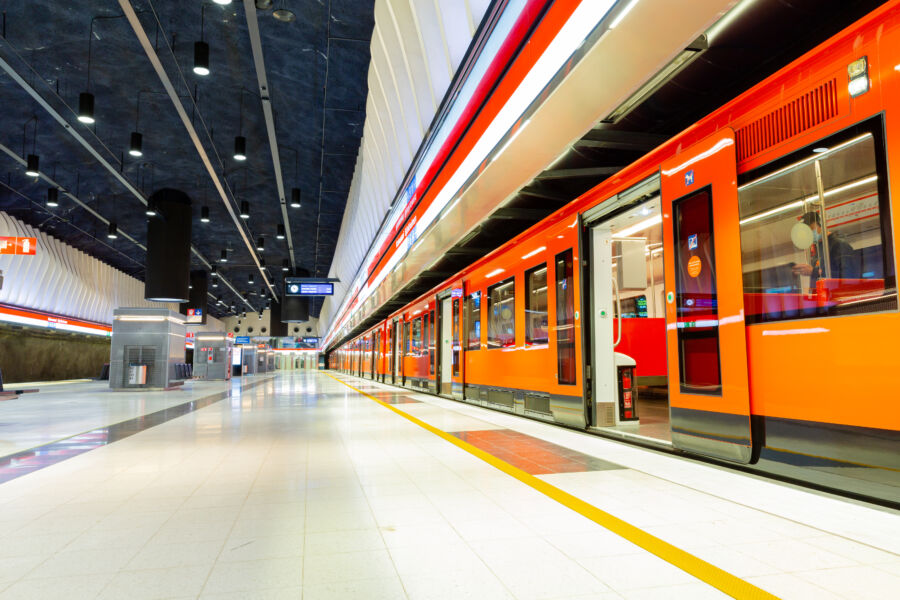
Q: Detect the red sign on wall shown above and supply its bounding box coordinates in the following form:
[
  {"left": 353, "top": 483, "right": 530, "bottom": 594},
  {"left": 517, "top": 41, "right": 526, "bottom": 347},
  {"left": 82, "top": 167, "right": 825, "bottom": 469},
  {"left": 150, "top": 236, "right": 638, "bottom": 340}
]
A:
[{"left": 0, "top": 236, "right": 37, "bottom": 255}]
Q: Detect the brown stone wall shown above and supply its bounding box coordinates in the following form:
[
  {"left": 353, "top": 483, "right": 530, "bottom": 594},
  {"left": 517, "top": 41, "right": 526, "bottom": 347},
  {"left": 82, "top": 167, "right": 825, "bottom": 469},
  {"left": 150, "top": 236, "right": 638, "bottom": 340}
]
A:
[{"left": 0, "top": 325, "right": 110, "bottom": 384}]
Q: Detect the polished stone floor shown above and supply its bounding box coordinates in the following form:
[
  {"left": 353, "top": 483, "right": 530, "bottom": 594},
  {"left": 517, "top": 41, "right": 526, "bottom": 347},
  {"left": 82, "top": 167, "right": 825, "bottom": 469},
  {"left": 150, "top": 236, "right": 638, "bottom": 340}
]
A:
[{"left": 0, "top": 371, "right": 897, "bottom": 599}]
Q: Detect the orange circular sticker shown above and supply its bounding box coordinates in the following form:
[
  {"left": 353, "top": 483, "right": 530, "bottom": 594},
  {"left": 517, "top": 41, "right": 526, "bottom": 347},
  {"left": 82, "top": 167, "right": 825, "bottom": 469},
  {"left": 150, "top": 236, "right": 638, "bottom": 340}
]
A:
[{"left": 687, "top": 255, "right": 702, "bottom": 278}]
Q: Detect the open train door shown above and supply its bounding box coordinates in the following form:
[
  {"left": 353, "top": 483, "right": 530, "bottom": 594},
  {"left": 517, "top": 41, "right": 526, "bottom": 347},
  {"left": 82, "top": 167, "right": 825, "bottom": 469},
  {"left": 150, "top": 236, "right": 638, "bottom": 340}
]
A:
[{"left": 660, "top": 129, "right": 756, "bottom": 464}]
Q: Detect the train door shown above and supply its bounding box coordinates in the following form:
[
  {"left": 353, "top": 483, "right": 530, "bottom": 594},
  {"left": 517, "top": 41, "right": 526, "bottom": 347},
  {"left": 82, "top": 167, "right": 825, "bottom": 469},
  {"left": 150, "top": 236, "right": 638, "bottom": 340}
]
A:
[
  {"left": 372, "top": 331, "right": 379, "bottom": 380},
  {"left": 439, "top": 296, "right": 452, "bottom": 396},
  {"left": 660, "top": 129, "right": 754, "bottom": 464},
  {"left": 401, "top": 320, "right": 409, "bottom": 386},
  {"left": 390, "top": 320, "right": 398, "bottom": 384},
  {"left": 587, "top": 176, "right": 670, "bottom": 442}
]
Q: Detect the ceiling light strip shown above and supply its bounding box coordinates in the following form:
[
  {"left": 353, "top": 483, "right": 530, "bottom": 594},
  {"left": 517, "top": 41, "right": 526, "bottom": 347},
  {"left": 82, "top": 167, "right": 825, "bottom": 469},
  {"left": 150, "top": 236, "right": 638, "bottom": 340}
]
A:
[
  {"left": 243, "top": 0, "right": 296, "bottom": 270},
  {"left": 118, "top": 0, "right": 275, "bottom": 299}
]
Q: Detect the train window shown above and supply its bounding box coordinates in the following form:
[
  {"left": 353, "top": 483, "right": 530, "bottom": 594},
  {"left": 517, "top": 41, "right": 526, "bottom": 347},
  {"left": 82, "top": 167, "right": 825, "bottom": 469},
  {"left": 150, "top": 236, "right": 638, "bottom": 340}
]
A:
[
  {"left": 555, "top": 250, "right": 576, "bottom": 384},
  {"left": 429, "top": 310, "right": 435, "bottom": 375},
  {"left": 487, "top": 277, "right": 516, "bottom": 348},
  {"left": 452, "top": 299, "right": 460, "bottom": 375},
  {"left": 525, "top": 263, "right": 549, "bottom": 345},
  {"left": 466, "top": 291, "right": 481, "bottom": 350},
  {"left": 738, "top": 118, "right": 896, "bottom": 324}
]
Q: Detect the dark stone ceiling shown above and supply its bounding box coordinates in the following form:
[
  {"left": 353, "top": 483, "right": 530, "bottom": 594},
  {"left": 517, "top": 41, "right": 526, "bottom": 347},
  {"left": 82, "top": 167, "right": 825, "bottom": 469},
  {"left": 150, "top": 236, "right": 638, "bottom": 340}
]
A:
[{"left": 0, "top": 0, "right": 375, "bottom": 318}]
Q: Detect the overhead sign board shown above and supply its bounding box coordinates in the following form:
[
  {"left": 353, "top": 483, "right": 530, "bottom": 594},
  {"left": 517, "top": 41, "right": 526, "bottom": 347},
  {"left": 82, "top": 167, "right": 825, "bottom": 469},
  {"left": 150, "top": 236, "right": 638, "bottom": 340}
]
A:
[
  {"left": 0, "top": 236, "right": 36, "bottom": 255},
  {"left": 285, "top": 281, "right": 334, "bottom": 296},
  {"left": 302, "top": 337, "right": 319, "bottom": 344},
  {"left": 234, "top": 336, "right": 251, "bottom": 344},
  {"left": 185, "top": 308, "right": 203, "bottom": 324}
]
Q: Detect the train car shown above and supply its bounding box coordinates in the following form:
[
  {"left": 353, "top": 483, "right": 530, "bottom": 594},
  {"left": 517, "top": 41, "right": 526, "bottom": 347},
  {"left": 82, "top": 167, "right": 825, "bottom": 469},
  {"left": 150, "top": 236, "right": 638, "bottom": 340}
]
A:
[{"left": 333, "top": 2, "right": 900, "bottom": 505}]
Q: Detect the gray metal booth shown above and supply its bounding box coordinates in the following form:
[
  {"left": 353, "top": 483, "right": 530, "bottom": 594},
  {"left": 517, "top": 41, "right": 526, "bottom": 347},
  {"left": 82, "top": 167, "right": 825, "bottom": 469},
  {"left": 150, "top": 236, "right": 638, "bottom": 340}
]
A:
[
  {"left": 192, "top": 333, "right": 233, "bottom": 380},
  {"left": 109, "top": 308, "right": 186, "bottom": 390},
  {"left": 241, "top": 346, "right": 258, "bottom": 375}
]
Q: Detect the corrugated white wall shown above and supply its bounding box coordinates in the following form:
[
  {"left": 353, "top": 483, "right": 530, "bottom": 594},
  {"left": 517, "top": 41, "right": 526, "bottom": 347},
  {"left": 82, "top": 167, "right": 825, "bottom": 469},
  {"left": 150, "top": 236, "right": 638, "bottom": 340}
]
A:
[
  {"left": 0, "top": 211, "right": 176, "bottom": 324},
  {"left": 319, "top": 0, "right": 490, "bottom": 331}
]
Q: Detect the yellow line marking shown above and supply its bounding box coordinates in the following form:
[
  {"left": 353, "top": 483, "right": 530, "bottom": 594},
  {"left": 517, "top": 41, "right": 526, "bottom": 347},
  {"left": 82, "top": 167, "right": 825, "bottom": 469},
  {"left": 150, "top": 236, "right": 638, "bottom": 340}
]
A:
[{"left": 327, "top": 372, "right": 779, "bottom": 600}]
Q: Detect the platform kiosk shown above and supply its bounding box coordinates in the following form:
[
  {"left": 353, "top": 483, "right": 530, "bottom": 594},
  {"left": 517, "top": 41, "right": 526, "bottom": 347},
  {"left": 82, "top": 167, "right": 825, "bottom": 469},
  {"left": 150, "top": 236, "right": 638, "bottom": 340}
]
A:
[
  {"left": 109, "top": 308, "right": 186, "bottom": 390},
  {"left": 192, "top": 333, "right": 233, "bottom": 380}
]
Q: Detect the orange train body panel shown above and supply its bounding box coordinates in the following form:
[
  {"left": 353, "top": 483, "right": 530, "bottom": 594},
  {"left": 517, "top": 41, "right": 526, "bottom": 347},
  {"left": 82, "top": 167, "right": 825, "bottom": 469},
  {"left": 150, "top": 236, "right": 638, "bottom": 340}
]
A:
[{"left": 333, "top": 3, "right": 900, "bottom": 470}]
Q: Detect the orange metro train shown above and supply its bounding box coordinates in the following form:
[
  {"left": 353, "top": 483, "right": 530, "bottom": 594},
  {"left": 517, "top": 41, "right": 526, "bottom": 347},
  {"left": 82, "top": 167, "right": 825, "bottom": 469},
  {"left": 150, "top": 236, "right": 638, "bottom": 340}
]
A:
[{"left": 331, "top": 2, "right": 900, "bottom": 506}]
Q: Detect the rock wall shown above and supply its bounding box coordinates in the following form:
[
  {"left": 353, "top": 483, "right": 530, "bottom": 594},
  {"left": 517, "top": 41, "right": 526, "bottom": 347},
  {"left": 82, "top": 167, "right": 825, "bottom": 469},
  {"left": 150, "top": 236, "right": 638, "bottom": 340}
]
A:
[{"left": 0, "top": 326, "right": 110, "bottom": 384}]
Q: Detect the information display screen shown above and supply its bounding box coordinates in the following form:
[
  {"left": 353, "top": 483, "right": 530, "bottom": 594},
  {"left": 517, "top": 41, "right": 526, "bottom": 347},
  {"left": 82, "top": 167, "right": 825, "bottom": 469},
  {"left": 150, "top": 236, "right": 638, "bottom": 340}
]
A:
[{"left": 285, "top": 281, "right": 334, "bottom": 296}]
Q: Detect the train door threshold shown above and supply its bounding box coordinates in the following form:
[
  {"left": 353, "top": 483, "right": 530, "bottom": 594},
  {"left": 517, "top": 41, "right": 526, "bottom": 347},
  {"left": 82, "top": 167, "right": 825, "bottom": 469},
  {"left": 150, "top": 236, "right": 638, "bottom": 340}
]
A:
[{"left": 588, "top": 426, "right": 673, "bottom": 450}]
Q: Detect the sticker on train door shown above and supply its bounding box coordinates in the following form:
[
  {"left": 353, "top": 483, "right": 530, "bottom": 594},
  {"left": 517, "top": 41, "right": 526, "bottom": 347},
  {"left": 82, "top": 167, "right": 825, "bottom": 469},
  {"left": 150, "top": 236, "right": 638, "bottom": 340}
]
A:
[{"left": 660, "top": 128, "right": 755, "bottom": 464}]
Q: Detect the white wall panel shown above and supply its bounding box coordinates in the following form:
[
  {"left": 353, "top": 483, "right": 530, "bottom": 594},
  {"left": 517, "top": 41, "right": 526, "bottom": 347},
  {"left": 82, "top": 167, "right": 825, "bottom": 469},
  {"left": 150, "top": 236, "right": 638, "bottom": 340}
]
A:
[
  {"left": 0, "top": 211, "right": 176, "bottom": 324},
  {"left": 319, "top": 0, "right": 490, "bottom": 331}
]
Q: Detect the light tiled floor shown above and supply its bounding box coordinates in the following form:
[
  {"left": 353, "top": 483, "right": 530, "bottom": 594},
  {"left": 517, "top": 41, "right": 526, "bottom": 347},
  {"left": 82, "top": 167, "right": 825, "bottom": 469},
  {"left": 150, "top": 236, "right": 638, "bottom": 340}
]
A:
[{"left": 0, "top": 371, "right": 896, "bottom": 599}]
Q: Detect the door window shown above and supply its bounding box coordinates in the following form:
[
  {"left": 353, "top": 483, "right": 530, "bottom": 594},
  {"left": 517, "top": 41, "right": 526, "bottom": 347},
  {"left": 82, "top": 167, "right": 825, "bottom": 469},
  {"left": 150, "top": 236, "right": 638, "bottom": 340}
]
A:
[
  {"left": 555, "top": 250, "right": 576, "bottom": 384},
  {"left": 452, "top": 299, "right": 460, "bottom": 375},
  {"left": 429, "top": 311, "right": 436, "bottom": 374},
  {"left": 673, "top": 187, "right": 722, "bottom": 394}
]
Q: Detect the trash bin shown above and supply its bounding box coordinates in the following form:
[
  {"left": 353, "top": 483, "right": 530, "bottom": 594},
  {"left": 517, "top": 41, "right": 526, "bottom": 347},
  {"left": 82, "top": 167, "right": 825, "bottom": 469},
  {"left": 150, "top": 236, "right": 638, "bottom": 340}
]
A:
[{"left": 127, "top": 364, "right": 147, "bottom": 385}]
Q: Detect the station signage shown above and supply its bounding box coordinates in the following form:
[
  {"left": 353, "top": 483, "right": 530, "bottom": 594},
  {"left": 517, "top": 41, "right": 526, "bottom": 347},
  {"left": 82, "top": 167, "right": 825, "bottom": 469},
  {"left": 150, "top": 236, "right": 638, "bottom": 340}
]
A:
[
  {"left": 0, "top": 236, "right": 37, "bottom": 255},
  {"left": 285, "top": 281, "right": 334, "bottom": 296},
  {"left": 234, "top": 336, "right": 251, "bottom": 344},
  {"left": 302, "top": 337, "right": 319, "bottom": 344}
]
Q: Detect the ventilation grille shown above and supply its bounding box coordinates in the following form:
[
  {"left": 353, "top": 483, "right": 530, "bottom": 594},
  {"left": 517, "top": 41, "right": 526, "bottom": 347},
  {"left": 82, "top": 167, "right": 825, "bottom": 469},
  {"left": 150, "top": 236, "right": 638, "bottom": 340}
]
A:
[{"left": 735, "top": 79, "right": 838, "bottom": 163}]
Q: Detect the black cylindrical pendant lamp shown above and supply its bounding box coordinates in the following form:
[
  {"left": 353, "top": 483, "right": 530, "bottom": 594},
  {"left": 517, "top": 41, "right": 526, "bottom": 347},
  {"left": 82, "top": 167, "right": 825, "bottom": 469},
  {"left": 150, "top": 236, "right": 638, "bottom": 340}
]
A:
[
  {"left": 46, "top": 188, "right": 59, "bottom": 208},
  {"left": 200, "top": 205, "right": 210, "bottom": 222},
  {"left": 281, "top": 259, "right": 289, "bottom": 271},
  {"left": 193, "top": 40, "right": 210, "bottom": 76},
  {"left": 290, "top": 187, "right": 301, "bottom": 207},
  {"left": 249, "top": 273, "right": 255, "bottom": 284},
  {"left": 276, "top": 224, "right": 285, "bottom": 239},
  {"left": 145, "top": 188, "right": 192, "bottom": 303},
  {"left": 25, "top": 154, "right": 39, "bottom": 177},
  {"left": 256, "top": 237, "right": 264, "bottom": 251},
  {"left": 78, "top": 92, "right": 95, "bottom": 124},
  {"left": 129, "top": 131, "right": 143, "bottom": 157},
  {"left": 107, "top": 221, "right": 118, "bottom": 239},
  {"left": 220, "top": 249, "right": 228, "bottom": 262},
  {"left": 145, "top": 197, "right": 157, "bottom": 217},
  {"left": 240, "top": 200, "right": 250, "bottom": 219},
  {"left": 234, "top": 135, "right": 247, "bottom": 161}
]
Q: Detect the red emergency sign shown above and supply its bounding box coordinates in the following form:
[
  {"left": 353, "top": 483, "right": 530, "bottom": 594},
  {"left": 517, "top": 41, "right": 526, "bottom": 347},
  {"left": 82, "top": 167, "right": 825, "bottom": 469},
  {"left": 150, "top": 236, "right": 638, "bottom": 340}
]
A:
[{"left": 0, "top": 236, "right": 37, "bottom": 255}]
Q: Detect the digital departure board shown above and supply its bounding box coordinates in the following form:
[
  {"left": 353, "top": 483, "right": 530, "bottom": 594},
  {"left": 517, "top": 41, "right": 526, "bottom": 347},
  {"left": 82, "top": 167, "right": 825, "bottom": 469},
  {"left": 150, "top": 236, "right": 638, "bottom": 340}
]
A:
[{"left": 284, "top": 280, "right": 334, "bottom": 296}]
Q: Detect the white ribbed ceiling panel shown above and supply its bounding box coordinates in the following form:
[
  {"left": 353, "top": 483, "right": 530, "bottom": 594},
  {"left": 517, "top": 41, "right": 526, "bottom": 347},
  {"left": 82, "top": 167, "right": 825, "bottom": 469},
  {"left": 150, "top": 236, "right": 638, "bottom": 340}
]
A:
[
  {"left": 320, "top": 0, "right": 490, "bottom": 330},
  {"left": 0, "top": 211, "right": 176, "bottom": 324}
]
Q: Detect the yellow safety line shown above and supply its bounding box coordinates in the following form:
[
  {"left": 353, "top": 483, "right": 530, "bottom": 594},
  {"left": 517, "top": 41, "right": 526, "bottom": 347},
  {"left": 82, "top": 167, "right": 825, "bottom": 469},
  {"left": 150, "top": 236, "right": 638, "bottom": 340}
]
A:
[{"left": 327, "top": 372, "right": 779, "bottom": 600}]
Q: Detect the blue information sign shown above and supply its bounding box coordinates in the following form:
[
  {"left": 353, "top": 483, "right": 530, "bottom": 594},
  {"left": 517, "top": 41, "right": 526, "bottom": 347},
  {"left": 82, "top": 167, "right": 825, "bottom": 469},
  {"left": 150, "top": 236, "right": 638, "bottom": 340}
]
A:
[
  {"left": 234, "top": 336, "right": 251, "bottom": 344},
  {"left": 285, "top": 281, "right": 334, "bottom": 296}
]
